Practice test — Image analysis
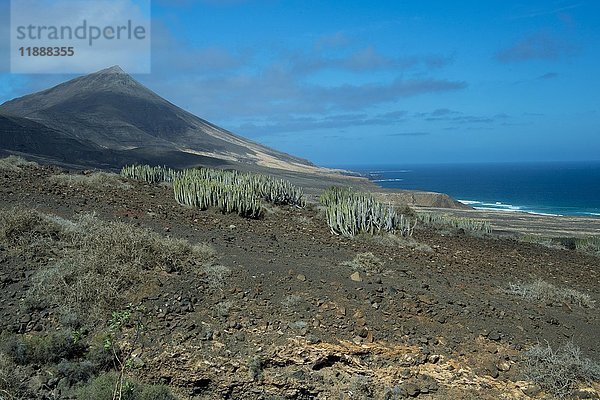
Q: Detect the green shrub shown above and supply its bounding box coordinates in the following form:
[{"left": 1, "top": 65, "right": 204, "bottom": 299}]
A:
[
  {"left": 120, "top": 165, "right": 179, "bottom": 183},
  {"left": 86, "top": 334, "right": 120, "bottom": 371},
  {"left": 75, "top": 372, "right": 176, "bottom": 400},
  {"left": 574, "top": 236, "right": 600, "bottom": 255},
  {"left": 1, "top": 331, "right": 85, "bottom": 365},
  {"left": 57, "top": 360, "right": 96, "bottom": 385},
  {"left": 519, "top": 235, "right": 600, "bottom": 256},
  {"left": 174, "top": 177, "right": 263, "bottom": 218}
]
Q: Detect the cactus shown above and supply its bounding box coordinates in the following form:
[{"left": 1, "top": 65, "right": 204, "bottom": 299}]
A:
[
  {"left": 173, "top": 176, "right": 263, "bottom": 218},
  {"left": 122, "top": 164, "right": 305, "bottom": 219},
  {"left": 320, "top": 187, "right": 416, "bottom": 237},
  {"left": 120, "top": 165, "right": 180, "bottom": 183},
  {"left": 417, "top": 212, "right": 492, "bottom": 234}
]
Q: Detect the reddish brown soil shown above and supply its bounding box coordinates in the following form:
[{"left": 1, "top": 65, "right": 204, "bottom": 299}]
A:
[{"left": 1, "top": 165, "right": 599, "bottom": 399}]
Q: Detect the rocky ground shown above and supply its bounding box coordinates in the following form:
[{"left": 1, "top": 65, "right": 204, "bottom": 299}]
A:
[{"left": 0, "top": 164, "right": 599, "bottom": 399}]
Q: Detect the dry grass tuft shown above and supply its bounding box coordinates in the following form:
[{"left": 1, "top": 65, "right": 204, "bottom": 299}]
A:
[
  {"left": 27, "top": 213, "right": 215, "bottom": 319},
  {"left": 575, "top": 236, "right": 600, "bottom": 255},
  {"left": 202, "top": 264, "right": 232, "bottom": 289},
  {"left": 507, "top": 279, "right": 595, "bottom": 308},
  {"left": 0, "top": 206, "right": 214, "bottom": 323},
  {"left": 49, "top": 171, "right": 131, "bottom": 189},
  {"left": 0, "top": 352, "right": 34, "bottom": 399},
  {"left": 524, "top": 341, "right": 600, "bottom": 398},
  {"left": 342, "top": 252, "right": 384, "bottom": 273},
  {"left": 0, "top": 207, "right": 64, "bottom": 250},
  {"left": 0, "top": 155, "right": 38, "bottom": 171}
]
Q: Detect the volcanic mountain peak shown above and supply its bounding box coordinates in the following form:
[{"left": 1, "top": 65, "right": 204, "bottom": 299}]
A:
[
  {"left": 0, "top": 66, "right": 322, "bottom": 172},
  {"left": 69, "top": 64, "right": 157, "bottom": 98},
  {"left": 0, "top": 65, "right": 157, "bottom": 118},
  {"left": 99, "top": 65, "right": 126, "bottom": 74}
]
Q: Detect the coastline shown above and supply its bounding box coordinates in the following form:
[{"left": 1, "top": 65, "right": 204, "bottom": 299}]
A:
[
  {"left": 456, "top": 199, "right": 600, "bottom": 218},
  {"left": 414, "top": 206, "right": 600, "bottom": 237},
  {"left": 352, "top": 171, "right": 600, "bottom": 237},
  {"left": 343, "top": 162, "right": 600, "bottom": 221}
]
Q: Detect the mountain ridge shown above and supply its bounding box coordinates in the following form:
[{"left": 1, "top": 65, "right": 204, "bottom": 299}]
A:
[{"left": 0, "top": 65, "right": 316, "bottom": 171}]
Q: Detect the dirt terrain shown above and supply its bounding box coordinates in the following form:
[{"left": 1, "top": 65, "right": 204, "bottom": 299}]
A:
[{"left": 1, "top": 164, "right": 599, "bottom": 399}]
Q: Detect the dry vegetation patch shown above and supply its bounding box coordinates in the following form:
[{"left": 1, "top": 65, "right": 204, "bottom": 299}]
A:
[
  {"left": 28, "top": 213, "right": 214, "bottom": 319},
  {"left": 0, "top": 155, "right": 38, "bottom": 171},
  {"left": 341, "top": 252, "right": 385, "bottom": 273},
  {"left": 524, "top": 341, "right": 600, "bottom": 398},
  {"left": 0, "top": 207, "right": 214, "bottom": 323},
  {"left": 507, "top": 279, "right": 595, "bottom": 308},
  {"left": 49, "top": 171, "right": 132, "bottom": 189},
  {"left": 0, "top": 206, "right": 214, "bottom": 398}
]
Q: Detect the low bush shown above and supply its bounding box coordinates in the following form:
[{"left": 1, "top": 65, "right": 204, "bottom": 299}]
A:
[
  {"left": 341, "top": 252, "right": 384, "bottom": 273},
  {"left": 507, "top": 279, "right": 594, "bottom": 308},
  {"left": 0, "top": 207, "right": 64, "bottom": 248},
  {"left": 0, "top": 155, "right": 37, "bottom": 171},
  {"left": 0, "top": 352, "right": 34, "bottom": 399},
  {"left": 75, "top": 372, "right": 176, "bottom": 400},
  {"left": 524, "top": 341, "right": 600, "bottom": 398},
  {"left": 1, "top": 330, "right": 85, "bottom": 365},
  {"left": 57, "top": 360, "right": 97, "bottom": 386},
  {"left": 519, "top": 235, "right": 600, "bottom": 256},
  {"left": 28, "top": 213, "right": 214, "bottom": 320},
  {"left": 202, "top": 264, "right": 232, "bottom": 289},
  {"left": 0, "top": 207, "right": 214, "bottom": 324},
  {"left": 353, "top": 232, "right": 434, "bottom": 252},
  {"left": 574, "top": 236, "right": 600, "bottom": 255}
]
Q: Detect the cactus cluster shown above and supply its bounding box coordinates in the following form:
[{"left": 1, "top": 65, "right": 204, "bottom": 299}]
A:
[
  {"left": 417, "top": 212, "right": 492, "bottom": 234},
  {"left": 120, "top": 164, "right": 179, "bottom": 183},
  {"left": 121, "top": 164, "right": 305, "bottom": 219},
  {"left": 173, "top": 177, "right": 263, "bottom": 218},
  {"left": 319, "top": 187, "right": 416, "bottom": 237}
]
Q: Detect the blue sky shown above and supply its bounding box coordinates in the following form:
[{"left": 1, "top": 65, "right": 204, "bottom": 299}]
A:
[{"left": 1, "top": 0, "right": 599, "bottom": 166}]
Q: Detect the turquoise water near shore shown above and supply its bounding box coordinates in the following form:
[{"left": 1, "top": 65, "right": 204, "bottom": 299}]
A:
[{"left": 340, "top": 162, "right": 600, "bottom": 217}]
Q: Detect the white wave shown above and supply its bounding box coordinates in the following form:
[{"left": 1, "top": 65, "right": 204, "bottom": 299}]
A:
[
  {"left": 470, "top": 204, "right": 562, "bottom": 217},
  {"left": 459, "top": 199, "right": 524, "bottom": 211},
  {"left": 524, "top": 211, "right": 563, "bottom": 217},
  {"left": 472, "top": 206, "right": 519, "bottom": 213},
  {"left": 479, "top": 202, "right": 522, "bottom": 211},
  {"left": 458, "top": 199, "right": 481, "bottom": 205},
  {"left": 372, "top": 178, "right": 404, "bottom": 182},
  {"left": 368, "top": 170, "right": 411, "bottom": 174}
]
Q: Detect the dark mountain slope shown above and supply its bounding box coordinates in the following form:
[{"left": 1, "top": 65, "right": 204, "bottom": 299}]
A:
[{"left": 0, "top": 66, "right": 314, "bottom": 171}]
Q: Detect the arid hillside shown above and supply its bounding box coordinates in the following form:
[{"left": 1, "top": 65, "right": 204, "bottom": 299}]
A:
[{"left": 1, "top": 158, "right": 598, "bottom": 400}]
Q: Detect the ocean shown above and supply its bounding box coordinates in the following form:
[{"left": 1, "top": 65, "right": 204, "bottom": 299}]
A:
[{"left": 344, "top": 162, "right": 600, "bottom": 218}]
